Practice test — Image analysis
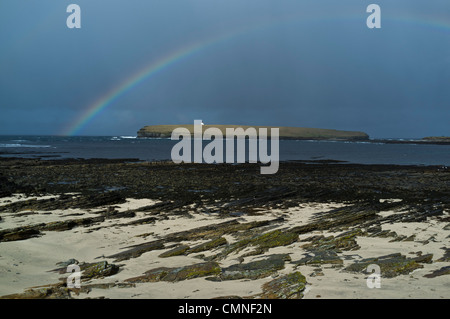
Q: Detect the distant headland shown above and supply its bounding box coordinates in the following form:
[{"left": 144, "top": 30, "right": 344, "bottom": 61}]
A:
[
  {"left": 137, "top": 124, "right": 370, "bottom": 141},
  {"left": 370, "top": 136, "right": 450, "bottom": 145}
]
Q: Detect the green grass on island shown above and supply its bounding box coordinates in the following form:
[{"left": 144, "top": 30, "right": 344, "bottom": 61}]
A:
[{"left": 137, "top": 124, "right": 369, "bottom": 140}]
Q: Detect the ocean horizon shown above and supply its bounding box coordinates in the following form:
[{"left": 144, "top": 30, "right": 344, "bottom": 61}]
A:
[{"left": 1, "top": 135, "right": 449, "bottom": 166}]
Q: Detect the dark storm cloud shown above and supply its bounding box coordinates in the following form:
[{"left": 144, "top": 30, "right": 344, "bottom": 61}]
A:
[{"left": 0, "top": 0, "right": 449, "bottom": 137}]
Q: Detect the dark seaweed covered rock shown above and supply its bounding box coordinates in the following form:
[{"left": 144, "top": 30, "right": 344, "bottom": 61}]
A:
[
  {"left": 42, "top": 215, "right": 105, "bottom": 231},
  {"left": 259, "top": 272, "right": 307, "bottom": 299},
  {"left": 248, "top": 230, "right": 298, "bottom": 251},
  {"left": 50, "top": 260, "right": 119, "bottom": 280},
  {"left": 344, "top": 253, "right": 433, "bottom": 278},
  {"left": 125, "top": 261, "right": 221, "bottom": 283},
  {"left": 437, "top": 247, "right": 450, "bottom": 262},
  {"left": 301, "top": 229, "right": 362, "bottom": 252},
  {"left": 0, "top": 173, "right": 27, "bottom": 197},
  {"left": 107, "top": 240, "right": 165, "bottom": 262},
  {"left": 210, "top": 229, "right": 297, "bottom": 260},
  {"left": 0, "top": 192, "right": 126, "bottom": 213},
  {"left": 108, "top": 218, "right": 283, "bottom": 262},
  {"left": 159, "top": 244, "right": 191, "bottom": 258},
  {"left": 188, "top": 237, "right": 227, "bottom": 254},
  {"left": 293, "top": 249, "right": 343, "bottom": 266},
  {"left": 0, "top": 283, "right": 72, "bottom": 299},
  {"left": 0, "top": 226, "right": 42, "bottom": 242},
  {"left": 79, "top": 261, "right": 119, "bottom": 280},
  {"left": 423, "top": 266, "right": 450, "bottom": 278},
  {"left": 218, "top": 254, "right": 291, "bottom": 280},
  {"left": 292, "top": 229, "right": 364, "bottom": 266}
]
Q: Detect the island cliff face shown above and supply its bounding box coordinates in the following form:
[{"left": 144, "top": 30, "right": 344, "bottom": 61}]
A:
[{"left": 137, "top": 125, "right": 369, "bottom": 141}]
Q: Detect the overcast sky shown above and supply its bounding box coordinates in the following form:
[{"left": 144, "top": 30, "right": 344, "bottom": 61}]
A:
[{"left": 0, "top": 0, "right": 449, "bottom": 138}]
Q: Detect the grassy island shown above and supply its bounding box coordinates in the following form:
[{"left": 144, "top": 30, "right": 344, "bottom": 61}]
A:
[{"left": 137, "top": 124, "right": 369, "bottom": 140}]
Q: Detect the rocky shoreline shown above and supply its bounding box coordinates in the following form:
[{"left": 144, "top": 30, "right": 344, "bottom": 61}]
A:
[
  {"left": 370, "top": 137, "right": 450, "bottom": 146},
  {"left": 0, "top": 157, "right": 449, "bottom": 299}
]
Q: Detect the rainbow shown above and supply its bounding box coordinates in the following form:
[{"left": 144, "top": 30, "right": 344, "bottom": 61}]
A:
[
  {"left": 62, "top": 12, "right": 450, "bottom": 136},
  {"left": 62, "top": 14, "right": 301, "bottom": 136},
  {"left": 63, "top": 40, "right": 217, "bottom": 136}
]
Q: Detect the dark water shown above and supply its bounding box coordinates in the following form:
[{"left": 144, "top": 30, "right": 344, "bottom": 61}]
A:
[{"left": 0, "top": 135, "right": 449, "bottom": 166}]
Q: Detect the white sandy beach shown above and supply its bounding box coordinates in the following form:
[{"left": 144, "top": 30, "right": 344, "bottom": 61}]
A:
[{"left": 0, "top": 195, "right": 449, "bottom": 299}]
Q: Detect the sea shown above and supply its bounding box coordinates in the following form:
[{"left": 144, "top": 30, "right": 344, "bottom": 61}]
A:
[{"left": 0, "top": 135, "right": 449, "bottom": 166}]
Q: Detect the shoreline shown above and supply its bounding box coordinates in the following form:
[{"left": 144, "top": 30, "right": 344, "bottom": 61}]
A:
[
  {"left": 0, "top": 158, "right": 449, "bottom": 299},
  {"left": 1, "top": 136, "right": 450, "bottom": 169}
]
